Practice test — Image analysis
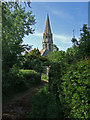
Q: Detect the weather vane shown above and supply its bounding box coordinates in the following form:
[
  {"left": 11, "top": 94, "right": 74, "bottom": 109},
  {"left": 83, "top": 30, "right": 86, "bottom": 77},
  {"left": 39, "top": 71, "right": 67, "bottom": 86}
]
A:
[{"left": 73, "top": 29, "right": 75, "bottom": 38}]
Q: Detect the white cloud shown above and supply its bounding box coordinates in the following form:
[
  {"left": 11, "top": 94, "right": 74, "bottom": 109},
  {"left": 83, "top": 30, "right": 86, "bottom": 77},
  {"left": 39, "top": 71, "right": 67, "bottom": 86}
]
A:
[
  {"left": 53, "top": 34, "right": 72, "bottom": 43},
  {"left": 52, "top": 10, "right": 73, "bottom": 20},
  {"left": 33, "top": 32, "right": 72, "bottom": 44},
  {"left": 33, "top": 32, "right": 43, "bottom": 37},
  {"left": 53, "top": 34, "right": 73, "bottom": 51},
  {"left": 23, "top": 32, "right": 73, "bottom": 51}
]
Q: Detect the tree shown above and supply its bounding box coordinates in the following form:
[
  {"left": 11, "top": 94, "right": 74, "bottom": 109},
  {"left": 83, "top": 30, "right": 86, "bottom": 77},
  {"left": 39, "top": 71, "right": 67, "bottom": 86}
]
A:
[
  {"left": 71, "top": 24, "right": 90, "bottom": 59},
  {"left": 66, "top": 46, "right": 79, "bottom": 64},
  {"left": 2, "top": 2, "right": 36, "bottom": 72},
  {"left": 29, "top": 48, "right": 41, "bottom": 57},
  {"left": 79, "top": 24, "right": 90, "bottom": 57},
  {"left": 48, "top": 51, "right": 66, "bottom": 63},
  {"left": 23, "top": 48, "right": 48, "bottom": 73},
  {"left": 53, "top": 44, "right": 59, "bottom": 51},
  {"left": 71, "top": 37, "right": 78, "bottom": 46}
]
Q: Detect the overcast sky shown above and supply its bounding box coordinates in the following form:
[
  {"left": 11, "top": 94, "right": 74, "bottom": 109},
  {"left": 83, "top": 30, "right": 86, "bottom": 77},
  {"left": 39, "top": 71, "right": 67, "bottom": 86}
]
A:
[{"left": 22, "top": 2, "right": 88, "bottom": 51}]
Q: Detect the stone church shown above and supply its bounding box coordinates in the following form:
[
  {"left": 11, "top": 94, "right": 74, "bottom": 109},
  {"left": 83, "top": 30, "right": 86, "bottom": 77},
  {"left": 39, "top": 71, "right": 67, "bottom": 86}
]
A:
[{"left": 40, "top": 14, "right": 53, "bottom": 56}]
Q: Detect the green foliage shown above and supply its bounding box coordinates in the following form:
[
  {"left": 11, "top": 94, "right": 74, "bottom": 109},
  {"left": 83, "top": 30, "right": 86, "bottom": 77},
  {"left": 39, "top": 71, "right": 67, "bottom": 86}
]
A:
[
  {"left": 27, "top": 85, "right": 64, "bottom": 118},
  {"left": 47, "top": 43, "right": 90, "bottom": 119},
  {"left": 3, "top": 68, "right": 41, "bottom": 98},
  {"left": 27, "top": 24, "right": 90, "bottom": 119},
  {"left": 53, "top": 44, "right": 59, "bottom": 51},
  {"left": 41, "top": 73, "right": 48, "bottom": 81},
  {"left": 48, "top": 51, "right": 67, "bottom": 88},
  {"left": 71, "top": 37, "right": 78, "bottom": 46},
  {"left": 24, "top": 48, "right": 41, "bottom": 62},
  {"left": 66, "top": 46, "right": 79, "bottom": 64},
  {"left": 20, "top": 69, "right": 41, "bottom": 86},
  {"left": 71, "top": 24, "right": 90, "bottom": 58},
  {"left": 2, "top": 2, "right": 36, "bottom": 98},
  {"left": 23, "top": 48, "right": 48, "bottom": 73},
  {"left": 29, "top": 48, "right": 41, "bottom": 57},
  {"left": 2, "top": 66, "right": 27, "bottom": 97},
  {"left": 2, "top": 2, "right": 35, "bottom": 71},
  {"left": 48, "top": 51, "right": 66, "bottom": 63},
  {"left": 60, "top": 59, "right": 90, "bottom": 118},
  {"left": 79, "top": 24, "right": 90, "bottom": 57}
]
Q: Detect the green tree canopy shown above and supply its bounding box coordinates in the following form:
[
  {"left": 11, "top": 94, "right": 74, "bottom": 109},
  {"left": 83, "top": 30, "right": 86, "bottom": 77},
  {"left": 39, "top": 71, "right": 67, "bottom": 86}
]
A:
[
  {"left": 79, "top": 24, "right": 90, "bottom": 57},
  {"left": 48, "top": 51, "right": 66, "bottom": 63},
  {"left": 53, "top": 44, "right": 59, "bottom": 51},
  {"left": 71, "top": 24, "right": 90, "bottom": 58},
  {"left": 23, "top": 48, "right": 48, "bottom": 73},
  {"left": 2, "top": 2, "right": 36, "bottom": 71}
]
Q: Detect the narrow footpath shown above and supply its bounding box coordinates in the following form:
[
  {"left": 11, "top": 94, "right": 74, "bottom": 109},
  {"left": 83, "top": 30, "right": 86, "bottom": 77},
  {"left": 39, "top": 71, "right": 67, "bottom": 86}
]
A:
[{"left": 2, "top": 80, "right": 47, "bottom": 120}]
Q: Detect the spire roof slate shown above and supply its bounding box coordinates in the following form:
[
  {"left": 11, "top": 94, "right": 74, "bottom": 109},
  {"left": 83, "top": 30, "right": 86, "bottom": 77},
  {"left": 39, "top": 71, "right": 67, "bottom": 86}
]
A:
[{"left": 44, "top": 14, "right": 51, "bottom": 34}]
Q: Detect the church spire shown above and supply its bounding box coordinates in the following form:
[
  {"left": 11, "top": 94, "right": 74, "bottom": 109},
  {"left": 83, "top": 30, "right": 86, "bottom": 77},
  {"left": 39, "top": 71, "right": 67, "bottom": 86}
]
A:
[
  {"left": 40, "top": 14, "right": 53, "bottom": 56},
  {"left": 44, "top": 14, "right": 51, "bottom": 34}
]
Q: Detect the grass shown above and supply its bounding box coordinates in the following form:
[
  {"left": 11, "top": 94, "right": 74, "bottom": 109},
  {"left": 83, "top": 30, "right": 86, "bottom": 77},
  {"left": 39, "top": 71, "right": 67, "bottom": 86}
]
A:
[{"left": 41, "top": 73, "right": 48, "bottom": 82}]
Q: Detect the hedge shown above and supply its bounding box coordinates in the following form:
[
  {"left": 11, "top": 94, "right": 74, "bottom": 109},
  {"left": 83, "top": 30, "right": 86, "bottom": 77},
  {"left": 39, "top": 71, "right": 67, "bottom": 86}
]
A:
[
  {"left": 60, "top": 59, "right": 90, "bottom": 118},
  {"left": 27, "top": 85, "right": 64, "bottom": 118},
  {"left": 3, "top": 68, "right": 41, "bottom": 98},
  {"left": 48, "top": 59, "right": 90, "bottom": 119},
  {"left": 20, "top": 69, "right": 41, "bottom": 85}
]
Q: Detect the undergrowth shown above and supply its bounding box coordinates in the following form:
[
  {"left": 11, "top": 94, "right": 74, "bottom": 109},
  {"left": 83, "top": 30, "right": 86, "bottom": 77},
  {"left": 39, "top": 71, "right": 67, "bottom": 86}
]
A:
[{"left": 27, "top": 85, "right": 64, "bottom": 119}]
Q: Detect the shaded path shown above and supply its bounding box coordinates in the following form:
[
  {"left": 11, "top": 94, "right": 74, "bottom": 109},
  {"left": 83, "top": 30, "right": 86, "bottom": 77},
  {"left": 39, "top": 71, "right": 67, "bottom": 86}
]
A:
[{"left": 2, "top": 80, "right": 47, "bottom": 120}]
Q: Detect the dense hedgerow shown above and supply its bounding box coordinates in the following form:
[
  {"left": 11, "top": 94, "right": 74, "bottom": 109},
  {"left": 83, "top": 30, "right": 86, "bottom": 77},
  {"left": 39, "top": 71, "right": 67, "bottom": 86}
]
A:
[
  {"left": 27, "top": 85, "right": 64, "bottom": 119},
  {"left": 2, "top": 68, "right": 41, "bottom": 98},
  {"left": 27, "top": 61, "right": 65, "bottom": 119},
  {"left": 2, "top": 66, "right": 27, "bottom": 97},
  {"left": 20, "top": 69, "right": 41, "bottom": 86},
  {"left": 28, "top": 58, "right": 89, "bottom": 119},
  {"left": 48, "top": 54, "right": 90, "bottom": 119},
  {"left": 60, "top": 59, "right": 90, "bottom": 118}
]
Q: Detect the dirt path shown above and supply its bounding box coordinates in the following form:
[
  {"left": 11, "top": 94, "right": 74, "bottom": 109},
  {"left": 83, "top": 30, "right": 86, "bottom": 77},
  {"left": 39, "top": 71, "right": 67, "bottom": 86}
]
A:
[{"left": 2, "top": 80, "right": 47, "bottom": 120}]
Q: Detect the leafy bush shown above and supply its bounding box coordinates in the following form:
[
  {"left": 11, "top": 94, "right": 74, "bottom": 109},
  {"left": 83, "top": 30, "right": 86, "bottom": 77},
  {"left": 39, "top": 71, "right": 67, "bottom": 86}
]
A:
[
  {"left": 2, "top": 66, "right": 27, "bottom": 97},
  {"left": 20, "top": 69, "right": 41, "bottom": 86},
  {"left": 23, "top": 49, "right": 48, "bottom": 73},
  {"left": 48, "top": 51, "right": 66, "bottom": 63},
  {"left": 47, "top": 50, "right": 90, "bottom": 119},
  {"left": 2, "top": 67, "right": 41, "bottom": 98},
  {"left": 60, "top": 59, "right": 90, "bottom": 118},
  {"left": 27, "top": 85, "right": 64, "bottom": 118}
]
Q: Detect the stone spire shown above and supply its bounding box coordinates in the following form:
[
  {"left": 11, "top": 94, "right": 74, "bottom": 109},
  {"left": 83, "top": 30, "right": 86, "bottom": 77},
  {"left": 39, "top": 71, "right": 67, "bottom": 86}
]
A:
[
  {"left": 44, "top": 14, "right": 51, "bottom": 34},
  {"left": 40, "top": 14, "right": 53, "bottom": 56}
]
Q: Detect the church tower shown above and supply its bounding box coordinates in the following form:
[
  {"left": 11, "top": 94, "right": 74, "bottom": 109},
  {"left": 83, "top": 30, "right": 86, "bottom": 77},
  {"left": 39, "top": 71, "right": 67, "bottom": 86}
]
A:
[{"left": 40, "top": 14, "right": 53, "bottom": 56}]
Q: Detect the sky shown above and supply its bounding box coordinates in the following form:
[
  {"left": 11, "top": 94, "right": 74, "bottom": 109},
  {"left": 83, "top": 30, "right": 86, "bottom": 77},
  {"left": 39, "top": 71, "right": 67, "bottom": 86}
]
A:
[{"left": 22, "top": 2, "right": 88, "bottom": 51}]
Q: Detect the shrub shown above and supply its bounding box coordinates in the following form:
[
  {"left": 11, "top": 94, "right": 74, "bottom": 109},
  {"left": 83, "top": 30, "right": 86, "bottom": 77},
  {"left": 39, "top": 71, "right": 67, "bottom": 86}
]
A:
[
  {"left": 61, "top": 59, "right": 90, "bottom": 118},
  {"left": 2, "top": 68, "right": 41, "bottom": 98},
  {"left": 27, "top": 85, "right": 64, "bottom": 118},
  {"left": 2, "top": 66, "right": 27, "bottom": 97},
  {"left": 20, "top": 69, "right": 41, "bottom": 86},
  {"left": 48, "top": 56, "right": 90, "bottom": 119}
]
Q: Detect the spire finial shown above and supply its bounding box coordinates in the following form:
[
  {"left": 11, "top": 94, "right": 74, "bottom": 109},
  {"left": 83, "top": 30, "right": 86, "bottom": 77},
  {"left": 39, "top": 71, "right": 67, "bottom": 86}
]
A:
[{"left": 44, "top": 14, "right": 51, "bottom": 34}]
